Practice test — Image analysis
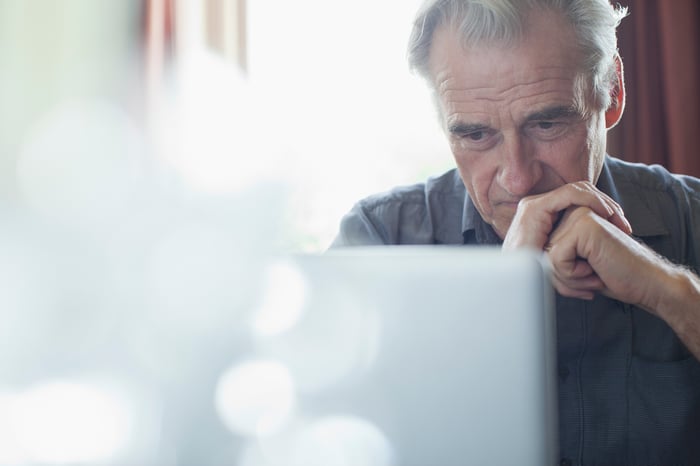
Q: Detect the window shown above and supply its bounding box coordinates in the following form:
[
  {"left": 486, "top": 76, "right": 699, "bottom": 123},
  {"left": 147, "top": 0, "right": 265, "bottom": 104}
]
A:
[{"left": 153, "top": 0, "right": 453, "bottom": 250}]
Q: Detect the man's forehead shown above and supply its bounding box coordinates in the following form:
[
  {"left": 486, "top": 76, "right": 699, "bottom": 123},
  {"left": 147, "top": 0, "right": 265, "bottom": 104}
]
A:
[
  {"left": 437, "top": 74, "right": 577, "bottom": 99},
  {"left": 432, "top": 55, "right": 580, "bottom": 115},
  {"left": 428, "top": 11, "right": 584, "bottom": 118},
  {"left": 428, "top": 9, "right": 582, "bottom": 84}
]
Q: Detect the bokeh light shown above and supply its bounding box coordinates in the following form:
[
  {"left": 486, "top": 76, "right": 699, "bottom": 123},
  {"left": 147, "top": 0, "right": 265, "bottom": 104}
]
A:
[
  {"left": 252, "top": 261, "right": 308, "bottom": 337},
  {"left": 11, "top": 380, "right": 132, "bottom": 464},
  {"left": 0, "top": 390, "right": 25, "bottom": 465},
  {"left": 242, "top": 416, "right": 395, "bottom": 466},
  {"left": 255, "top": 291, "right": 382, "bottom": 393},
  {"left": 151, "top": 51, "right": 288, "bottom": 196},
  {"left": 291, "top": 416, "right": 394, "bottom": 466},
  {"left": 15, "top": 99, "right": 146, "bottom": 229},
  {"left": 215, "top": 360, "right": 297, "bottom": 437}
]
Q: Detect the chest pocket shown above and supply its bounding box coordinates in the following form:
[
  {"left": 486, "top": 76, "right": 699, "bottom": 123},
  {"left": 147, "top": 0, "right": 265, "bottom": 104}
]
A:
[
  {"left": 630, "top": 305, "right": 690, "bottom": 362},
  {"left": 627, "top": 305, "right": 700, "bottom": 463}
]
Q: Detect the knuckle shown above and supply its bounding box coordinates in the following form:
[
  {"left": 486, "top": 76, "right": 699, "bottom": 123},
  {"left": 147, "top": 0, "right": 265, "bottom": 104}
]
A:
[
  {"left": 562, "top": 205, "right": 594, "bottom": 225},
  {"left": 517, "top": 196, "right": 536, "bottom": 210},
  {"left": 569, "top": 180, "right": 592, "bottom": 193}
]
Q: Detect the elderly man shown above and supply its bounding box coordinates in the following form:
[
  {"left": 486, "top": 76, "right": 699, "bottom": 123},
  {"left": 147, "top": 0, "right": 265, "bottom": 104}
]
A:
[{"left": 332, "top": 0, "right": 700, "bottom": 464}]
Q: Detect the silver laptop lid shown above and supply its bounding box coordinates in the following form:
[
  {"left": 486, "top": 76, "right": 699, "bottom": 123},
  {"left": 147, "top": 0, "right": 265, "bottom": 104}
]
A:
[{"left": 243, "top": 246, "right": 558, "bottom": 466}]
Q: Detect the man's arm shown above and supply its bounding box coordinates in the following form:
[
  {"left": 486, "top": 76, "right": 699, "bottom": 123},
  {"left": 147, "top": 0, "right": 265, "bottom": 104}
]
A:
[
  {"left": 653, "top": 261, "right": 700, "bottom": 360},
  {"left": 503, "top": 183, "right": 700, "bottom": 361},
  {"left": 545, "top": 206, "right": 700, "bottom": 361}
]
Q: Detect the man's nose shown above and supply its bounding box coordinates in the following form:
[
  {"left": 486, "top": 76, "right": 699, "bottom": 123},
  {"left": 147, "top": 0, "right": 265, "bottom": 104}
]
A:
[{"left": 496, "top": 135, "right": 542, "bottom": 197}]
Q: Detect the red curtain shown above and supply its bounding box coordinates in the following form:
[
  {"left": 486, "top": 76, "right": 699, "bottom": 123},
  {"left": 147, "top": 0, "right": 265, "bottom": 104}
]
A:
[{"left": 607, "top": 0, "right": 700, "bottom": 178}]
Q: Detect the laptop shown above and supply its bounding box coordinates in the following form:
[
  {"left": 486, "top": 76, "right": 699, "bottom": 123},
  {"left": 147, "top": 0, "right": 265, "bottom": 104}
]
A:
[
  {"left": 0, "top": 244, "right": 557, "bottom": 466},
  {"left": 247, "top": 246, "right": 558, "bottom": 466}
]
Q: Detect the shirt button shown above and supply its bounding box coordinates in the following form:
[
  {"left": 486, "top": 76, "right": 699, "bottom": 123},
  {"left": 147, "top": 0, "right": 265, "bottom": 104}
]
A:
[
  {"left": 560, "top": 458, "right": 573, "bottom": 466},
  {"left": 558, "top": 365, "right": 570, "bottom": 380}
]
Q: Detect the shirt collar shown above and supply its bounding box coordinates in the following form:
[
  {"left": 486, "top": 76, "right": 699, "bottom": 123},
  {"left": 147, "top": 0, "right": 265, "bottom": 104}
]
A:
[{"left": 461, "top": 195, "right": 502, "bottom": 245}]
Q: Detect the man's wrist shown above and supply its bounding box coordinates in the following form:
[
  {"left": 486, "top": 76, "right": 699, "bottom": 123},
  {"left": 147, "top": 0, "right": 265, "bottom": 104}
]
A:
[{"left": 651, "top": 264, "right": 700, "bottom": 334}]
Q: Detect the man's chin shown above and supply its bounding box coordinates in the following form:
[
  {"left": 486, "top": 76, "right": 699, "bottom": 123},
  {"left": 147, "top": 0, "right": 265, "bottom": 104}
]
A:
[
  {"left": 488, "top": 210, "right": 517, "bottom": 240},
  {"left": 489, "top": 219, "right": 511, "bottom": 241}
]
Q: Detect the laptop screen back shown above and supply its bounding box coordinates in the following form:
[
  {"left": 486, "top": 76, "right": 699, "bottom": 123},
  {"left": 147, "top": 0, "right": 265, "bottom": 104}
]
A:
[{"left": 252, "top": 246, "right": 559, "bottom": 466}]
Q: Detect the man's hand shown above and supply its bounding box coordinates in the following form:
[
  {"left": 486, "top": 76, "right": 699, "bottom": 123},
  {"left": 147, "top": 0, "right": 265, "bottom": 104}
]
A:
[
  {"left": 547, "top": 205, "right": 700, "bottom": 360},
  {"left": 502, "top": 181, "right": 631, "bottom": 252},
  {"left": 502, "top": 181, "right": 651, "bottom": 303},
  {"left": 545, "top": 206, "right": 662, "bottom": 305},
  {"left": 503, "top": 182, "right": 700, "bottom": 361}
]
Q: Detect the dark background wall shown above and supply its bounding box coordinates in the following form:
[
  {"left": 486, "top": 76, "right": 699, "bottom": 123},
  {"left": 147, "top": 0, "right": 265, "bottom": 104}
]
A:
[{"left": 607, "top": 0, "right": 700, "bottom": 177}]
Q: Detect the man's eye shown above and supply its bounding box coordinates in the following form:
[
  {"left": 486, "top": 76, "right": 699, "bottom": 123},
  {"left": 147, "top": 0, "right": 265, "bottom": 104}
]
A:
[
  {"left": 528, "top": 120, "right": 568, "bottom": 140},
  {"left": 452, "top": 127, "right": 497, "bottom": 150}
]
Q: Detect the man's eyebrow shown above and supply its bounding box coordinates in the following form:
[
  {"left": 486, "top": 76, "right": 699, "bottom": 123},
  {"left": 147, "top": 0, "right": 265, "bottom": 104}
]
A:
[
  {"left": 525, "top": 105, "right": 580, "bottom": 121},
  {"left": 447, "top": 122, "right": 490, "bottom": 135}
]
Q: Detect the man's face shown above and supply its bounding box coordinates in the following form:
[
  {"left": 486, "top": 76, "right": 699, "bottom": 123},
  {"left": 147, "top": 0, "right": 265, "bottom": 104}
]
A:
[{"left": 428, "top": 10, "right": 609, "bottom": 239}]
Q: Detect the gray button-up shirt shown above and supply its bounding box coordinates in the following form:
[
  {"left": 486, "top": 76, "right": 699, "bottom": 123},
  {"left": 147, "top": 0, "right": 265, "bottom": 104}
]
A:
[{"left": 332, "top": 155, "right": 700, "bottom": 465}]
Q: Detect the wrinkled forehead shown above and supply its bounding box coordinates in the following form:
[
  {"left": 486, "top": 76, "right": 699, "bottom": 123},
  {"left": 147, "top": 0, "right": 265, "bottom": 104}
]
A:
[{"left": 427, "top": 9, "right": 590, "bottom": 117}]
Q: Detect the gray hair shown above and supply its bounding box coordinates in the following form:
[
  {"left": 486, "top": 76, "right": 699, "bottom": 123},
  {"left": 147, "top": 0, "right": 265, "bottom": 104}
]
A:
[{"left": 408, "top": 0, "right": 628, "bottom": 113}]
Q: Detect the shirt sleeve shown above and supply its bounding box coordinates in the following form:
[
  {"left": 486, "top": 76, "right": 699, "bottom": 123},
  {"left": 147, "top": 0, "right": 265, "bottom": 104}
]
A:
[
  {"left": 328, "top": 171, "right": 464, "bottom": 247},
  {"left": 330, "top": 201, "right": 390, "bottom": 247}
]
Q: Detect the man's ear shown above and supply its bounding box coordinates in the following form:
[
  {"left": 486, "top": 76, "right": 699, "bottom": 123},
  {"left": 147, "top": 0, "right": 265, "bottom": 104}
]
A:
[{"left": 605, "top": 54, "right": 626, "bottom": 129}]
